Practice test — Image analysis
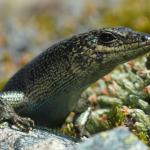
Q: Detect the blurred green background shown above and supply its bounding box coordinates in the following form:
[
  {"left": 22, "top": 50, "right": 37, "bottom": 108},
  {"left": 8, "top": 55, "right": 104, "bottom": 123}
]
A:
[{"left": 0, "top": 0, "right": 150, "bottom": 86}]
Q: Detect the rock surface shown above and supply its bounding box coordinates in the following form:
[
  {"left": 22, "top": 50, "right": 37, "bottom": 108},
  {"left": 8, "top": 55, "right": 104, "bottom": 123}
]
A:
[
  {"left": 0, "top": 123, "right": 149, "bottom": 150},
  {"left": 0, "top": 123, "right": 75, "bottom": 150},
  {"left": 71, "top": 127, "right": 149, "bottom": 150}
]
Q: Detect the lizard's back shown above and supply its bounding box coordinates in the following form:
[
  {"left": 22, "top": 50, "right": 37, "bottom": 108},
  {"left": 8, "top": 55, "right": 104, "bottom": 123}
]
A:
[{"left": 2, "top": 38, "right": 82, "bottom": 127}]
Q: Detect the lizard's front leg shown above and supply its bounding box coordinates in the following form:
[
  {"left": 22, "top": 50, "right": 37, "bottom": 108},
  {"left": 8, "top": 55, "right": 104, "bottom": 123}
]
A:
[{"left": 0, "top": 92, "right": 34, "bottom": 132}]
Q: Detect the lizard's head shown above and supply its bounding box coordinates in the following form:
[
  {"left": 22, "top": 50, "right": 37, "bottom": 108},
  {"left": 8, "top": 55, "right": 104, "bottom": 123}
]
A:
[
  {"left": 94, "top": 27, "right": 150, "bottom": 65},
  {"left": 76, "top": 27, "right": 150, "bottom": 70},
  {"left": 71, "top": 27, "right": 150, "bottom": 85}
]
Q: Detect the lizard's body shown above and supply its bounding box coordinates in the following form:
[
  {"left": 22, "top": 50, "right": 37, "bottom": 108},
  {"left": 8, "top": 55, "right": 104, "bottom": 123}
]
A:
[{"left": 0, "top": 27, "right": 150, "bottom": 131}]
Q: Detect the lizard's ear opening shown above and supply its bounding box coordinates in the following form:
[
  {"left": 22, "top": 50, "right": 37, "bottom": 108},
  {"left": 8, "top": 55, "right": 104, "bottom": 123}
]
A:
[{"left": 98, "top": 32, "right": 116, "bottom": 44}]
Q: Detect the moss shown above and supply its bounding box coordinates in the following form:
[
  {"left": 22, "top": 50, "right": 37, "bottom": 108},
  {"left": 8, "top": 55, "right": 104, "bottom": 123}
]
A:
[{"left": 107, "top": 105, "right": 126, "bottom": 128}]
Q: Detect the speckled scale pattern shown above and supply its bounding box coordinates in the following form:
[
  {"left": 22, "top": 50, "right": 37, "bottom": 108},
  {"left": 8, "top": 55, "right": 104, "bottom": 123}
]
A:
[{"left": 0, "top": 27, "right": 150, "bottom": 129}]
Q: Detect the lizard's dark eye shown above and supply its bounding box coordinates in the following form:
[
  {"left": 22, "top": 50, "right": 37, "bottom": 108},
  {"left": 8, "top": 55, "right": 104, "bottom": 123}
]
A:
[{"left": 99, "top": 32, "right": 116, "bottom": 43}]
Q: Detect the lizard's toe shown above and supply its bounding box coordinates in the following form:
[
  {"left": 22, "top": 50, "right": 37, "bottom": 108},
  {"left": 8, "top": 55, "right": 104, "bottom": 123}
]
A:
[{"left": 11, "top": 115, "right": 35, "bottom": 132}]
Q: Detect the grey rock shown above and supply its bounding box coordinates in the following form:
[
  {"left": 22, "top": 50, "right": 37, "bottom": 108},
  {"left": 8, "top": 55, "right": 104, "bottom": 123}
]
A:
[
  {"left": 0, "top": 123, "right": 75, "bottom": 150},
  {"left": 71, "top": 127, "right": 149, "bottom": 150},
  {"left": 0, "top": 124, "right": 149, "bottom": 150}
]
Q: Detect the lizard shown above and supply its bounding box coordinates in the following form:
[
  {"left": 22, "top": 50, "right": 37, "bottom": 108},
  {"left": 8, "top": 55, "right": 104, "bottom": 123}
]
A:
[{"left": 0, "top": 27, "right": 150, "bottom": 132}]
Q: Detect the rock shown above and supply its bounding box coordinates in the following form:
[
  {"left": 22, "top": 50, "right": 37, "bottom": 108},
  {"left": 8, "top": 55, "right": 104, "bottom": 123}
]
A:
[
  {"left": 0, "top": 123, "right": 75, "bottom": 150},
  {"left": 0, "top": 124, "right": 148, "bottom": 150},
  {"left": 71, "top": 127, "right": 149, "bottom": 150}
]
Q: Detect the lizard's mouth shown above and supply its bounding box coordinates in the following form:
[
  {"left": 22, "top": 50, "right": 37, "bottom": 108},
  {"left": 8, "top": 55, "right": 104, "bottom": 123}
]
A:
[
  {"left": 118, "top": 33, "right": 150, "bottom": 54},
  {"left": 100, "top": 39, "right": 150, "bottom": 64},
  {"left": 125, "top": 35, "right": 150, "bottom": 54}
]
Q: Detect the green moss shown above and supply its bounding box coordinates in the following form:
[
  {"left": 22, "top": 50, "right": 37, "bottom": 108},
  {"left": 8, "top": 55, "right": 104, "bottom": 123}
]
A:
[
  {"left": 107, "top": 105, "right": 126, "bottom": 127},
  {"left": 135, "top": 131, "right": 149, "bottom": 146}
]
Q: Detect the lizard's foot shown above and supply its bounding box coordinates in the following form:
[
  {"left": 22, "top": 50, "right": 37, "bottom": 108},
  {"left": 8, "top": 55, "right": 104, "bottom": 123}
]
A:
[
  {"left": 0, "top": 113, "right": 34, "bottom": 132},
  {"left": 0, "top": 99, "right": 34, "bottom": 132},
  {"left": 9, "top": 114, "right": 35, "bottom": 132},
  {"left": 0, "top": 113, "right": 35, "bottom": 132}
]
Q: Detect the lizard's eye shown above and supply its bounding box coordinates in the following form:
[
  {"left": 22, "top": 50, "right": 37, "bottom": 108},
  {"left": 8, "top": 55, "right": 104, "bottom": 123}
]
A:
[{"left": 99, "top": 32, "right": 116, "bottom": 43}]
